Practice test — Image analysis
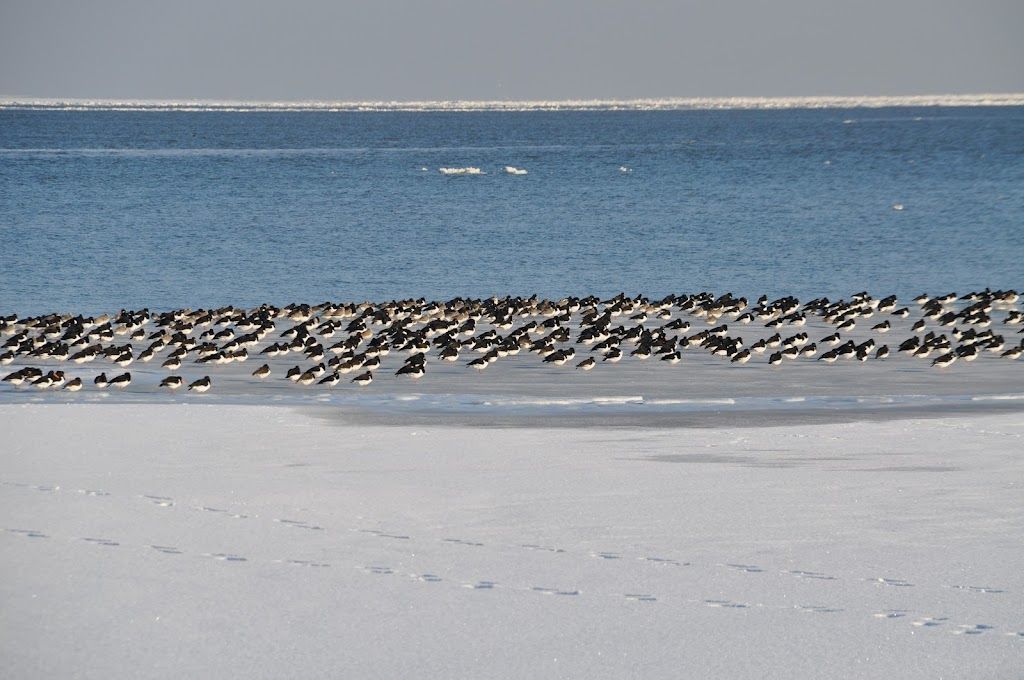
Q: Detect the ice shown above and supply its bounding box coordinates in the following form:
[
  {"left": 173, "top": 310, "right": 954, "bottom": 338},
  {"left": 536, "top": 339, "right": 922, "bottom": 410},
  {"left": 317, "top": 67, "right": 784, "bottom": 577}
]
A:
[{"left": 3, "top": 93, "right": 1023, "bottom": 112}]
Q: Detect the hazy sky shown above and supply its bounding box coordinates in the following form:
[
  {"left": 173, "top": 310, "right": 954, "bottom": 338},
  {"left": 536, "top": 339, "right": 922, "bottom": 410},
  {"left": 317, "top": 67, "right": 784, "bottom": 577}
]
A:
[{"left": 1, "top": 0, "right": 1021, "bottom": 100}]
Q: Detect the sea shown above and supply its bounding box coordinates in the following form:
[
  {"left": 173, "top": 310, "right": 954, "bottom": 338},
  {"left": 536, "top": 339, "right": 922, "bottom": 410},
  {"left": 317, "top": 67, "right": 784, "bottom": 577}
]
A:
[{"left": 2, "top": 100, "right": 1022, "bottom": 315}]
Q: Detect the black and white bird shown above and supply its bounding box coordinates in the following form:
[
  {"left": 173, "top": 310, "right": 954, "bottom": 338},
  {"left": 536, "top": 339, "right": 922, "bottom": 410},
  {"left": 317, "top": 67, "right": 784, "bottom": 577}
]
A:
[
  {"left": 318, "top": 372, "right": 341, "bottom": 386},
  {"left": 160, "top": 376, "right": 183, "bottom": 389},
  {"left": 396, "top": 363, "right": 426, "bottom": 379},
  {"left": 188, "top": 376, "right": 212, "bottom": 392}
]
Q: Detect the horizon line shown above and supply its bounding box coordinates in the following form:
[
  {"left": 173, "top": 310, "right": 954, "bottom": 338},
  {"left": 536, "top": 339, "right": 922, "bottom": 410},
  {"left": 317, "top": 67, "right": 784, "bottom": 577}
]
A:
[{"left": 2, "top": 93, "right": 1024, "bottom": 112}]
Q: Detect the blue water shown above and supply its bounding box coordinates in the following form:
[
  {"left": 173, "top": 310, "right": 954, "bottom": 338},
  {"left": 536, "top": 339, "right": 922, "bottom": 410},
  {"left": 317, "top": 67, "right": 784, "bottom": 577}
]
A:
[{"left": 2, "top": 107, "right": 1022, "bottom": 314}]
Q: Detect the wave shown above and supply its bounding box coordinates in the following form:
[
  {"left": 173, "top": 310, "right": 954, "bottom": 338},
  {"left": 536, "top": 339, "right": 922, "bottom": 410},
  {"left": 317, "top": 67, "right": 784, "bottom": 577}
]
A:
[
  {"left": 504, "top": 166, "right": 528, "bottom": 175},
  {"left": 2, "top": 94, "right": 1023, "bottom": 112}
]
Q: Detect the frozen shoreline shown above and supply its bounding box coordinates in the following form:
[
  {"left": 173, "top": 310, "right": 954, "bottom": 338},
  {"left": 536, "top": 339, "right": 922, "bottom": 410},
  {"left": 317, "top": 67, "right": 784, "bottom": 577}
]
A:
[
  {"left": 1, "top": 403, "right": 1021, "bottom": 678},
  {"left": 3, "top": 93, "right": 1023, "bottom": 111}
]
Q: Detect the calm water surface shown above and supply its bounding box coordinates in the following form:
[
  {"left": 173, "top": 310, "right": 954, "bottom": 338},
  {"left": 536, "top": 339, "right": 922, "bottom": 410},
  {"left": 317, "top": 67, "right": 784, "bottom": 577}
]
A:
[{"left": 2, "top": 108, "right": 1022, "bottom": 314}]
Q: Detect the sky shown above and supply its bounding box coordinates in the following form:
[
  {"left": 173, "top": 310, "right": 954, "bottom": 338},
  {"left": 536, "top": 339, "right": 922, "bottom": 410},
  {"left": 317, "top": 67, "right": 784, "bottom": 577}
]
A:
[{"left": 0, "top": 0, "right": 1021, "bottom": 101}]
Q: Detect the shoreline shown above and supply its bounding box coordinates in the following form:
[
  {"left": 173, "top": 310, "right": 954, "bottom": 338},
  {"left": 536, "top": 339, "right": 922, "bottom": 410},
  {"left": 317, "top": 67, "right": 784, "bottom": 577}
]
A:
[{"left": 4, "top": 394, "right": 1024, "bottom": 430}]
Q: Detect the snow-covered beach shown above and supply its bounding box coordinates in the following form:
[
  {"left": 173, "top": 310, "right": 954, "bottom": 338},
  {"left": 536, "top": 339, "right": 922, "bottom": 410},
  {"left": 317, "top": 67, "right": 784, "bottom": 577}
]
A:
[{"left": 2, "top": 402, "right": 1021, "bottom": 679}]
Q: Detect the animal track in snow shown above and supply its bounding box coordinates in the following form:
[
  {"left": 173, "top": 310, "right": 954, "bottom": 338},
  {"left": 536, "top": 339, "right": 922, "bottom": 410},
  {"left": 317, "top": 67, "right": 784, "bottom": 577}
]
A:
[
  {"left": 77, "top": 489, "right": 110, "bottom": 497},
  {"left": 143, "top": 495, "right": 174, "bottom": 507},
  {"left": 204, "top": 552, "right": 247, "bottom": 562},
  {"left": 872, "top": 577, "right": 913, "bottom": 587},
  {"left": 278, "top": 559, "right": 330, "bottom": 567},
  {"left": 624, "top": 593, "right": 657, "bottom": 602},
  {"left": 364, "top": 565, "right": 394, "bottom": 575}
]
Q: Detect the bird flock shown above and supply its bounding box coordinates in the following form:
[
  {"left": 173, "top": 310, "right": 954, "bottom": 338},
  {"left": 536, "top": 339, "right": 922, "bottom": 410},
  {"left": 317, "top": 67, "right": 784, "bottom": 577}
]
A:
[{"left": 2, "top": 289, "right": 1022, "bottom": 394}]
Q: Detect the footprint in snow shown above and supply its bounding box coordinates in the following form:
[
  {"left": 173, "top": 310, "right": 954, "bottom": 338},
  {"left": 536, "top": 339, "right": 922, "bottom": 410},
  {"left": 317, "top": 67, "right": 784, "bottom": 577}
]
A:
[
  {"left": 873, "top": 610, "right": 908, "bottom": 619},
  {"left": 78, "top": 489, "right": 110, "bottom": 497},
  {"left": 624, "top": 593, "right": 657, "bottom": 602},
  {"left": 643, "top": 556, "right": 688, "bottom": 567},
  {"left": 911, "top": 617, "right": 948, "bottom": 628},
  {"left": 592, "top": 552, "right": 621, "bottom": 560},
  {"left": 80, "top": 537, "right": 119, "bottom": 547},
  {"left": 151, "top": 545, "right": 182, "bottom": 554},
  {"left": 521, "top": 543, "right": 565, "bottom": 553},
  {"left": 948, "top": 584, "right": 1005, "bottom": 594},
  {"left": 364, "top": 565, "right": 394, "bottom": 575},
  {"left": 787, "top": 570, "right": 836, "bottom": 581},
  {"left": 204, "top": 553, "right": 247, "bottom": 562},
  {"left": 443, "top": 537, "right": 483, "bottom": 547},
  {"left": 275, "top": 518, "right": 324, "bottom": 531},
  {"left": 359, "top": 529, "right": 410, "bottom": 540},
  {"left": 953, "top": 624, "right": 993, "bottom": 636},
  {"left": 465, "top": 580, "right": 497, "bottom": 590},
  {"left": 872, "top": 577, "right": 913, "bottom": 587},
  {"left": 7, "top": 528, "right": 48, "bottom": 538},
  {"left": 705, "top": 599, "right": 748, "bottom": 609},
  {"left": 796, "top": 605, "right": 843, "bottom": 614},
  {"left": 726, "top": 563, "right": 764, "bottom": 573},
  {"left": 143, "top": 495, "right": 174, "bottom": 507},
  {"left": 417, "top": 574, "right": 443, "bottom": 583},
  {"left": 532, "top": 586, "right": 580, "bottom": 596}
]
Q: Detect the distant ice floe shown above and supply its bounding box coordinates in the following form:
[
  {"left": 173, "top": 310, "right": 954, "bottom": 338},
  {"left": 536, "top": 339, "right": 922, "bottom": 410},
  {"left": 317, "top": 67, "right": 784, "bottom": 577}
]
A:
[
  {"left": 504, "top": 166, "right": 528, "bottom": 175},
  {"left": 892, "top": 203, "right": 905, "bottom": 211},
  {"left": 438, "top": 167, "right": 484, "bottom": 175},
  {"left": 4, "top": 93, "right": 1023, "bottom": 112},
  {"left": 619, "top": 166, "right": 632, "bottom": 173}
]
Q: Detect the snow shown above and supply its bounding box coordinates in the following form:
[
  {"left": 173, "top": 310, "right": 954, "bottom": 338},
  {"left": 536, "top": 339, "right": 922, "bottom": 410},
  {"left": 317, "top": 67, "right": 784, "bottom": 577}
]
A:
[{"left": 1, "top": 403, "right": 1021, "bottom": 678}]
